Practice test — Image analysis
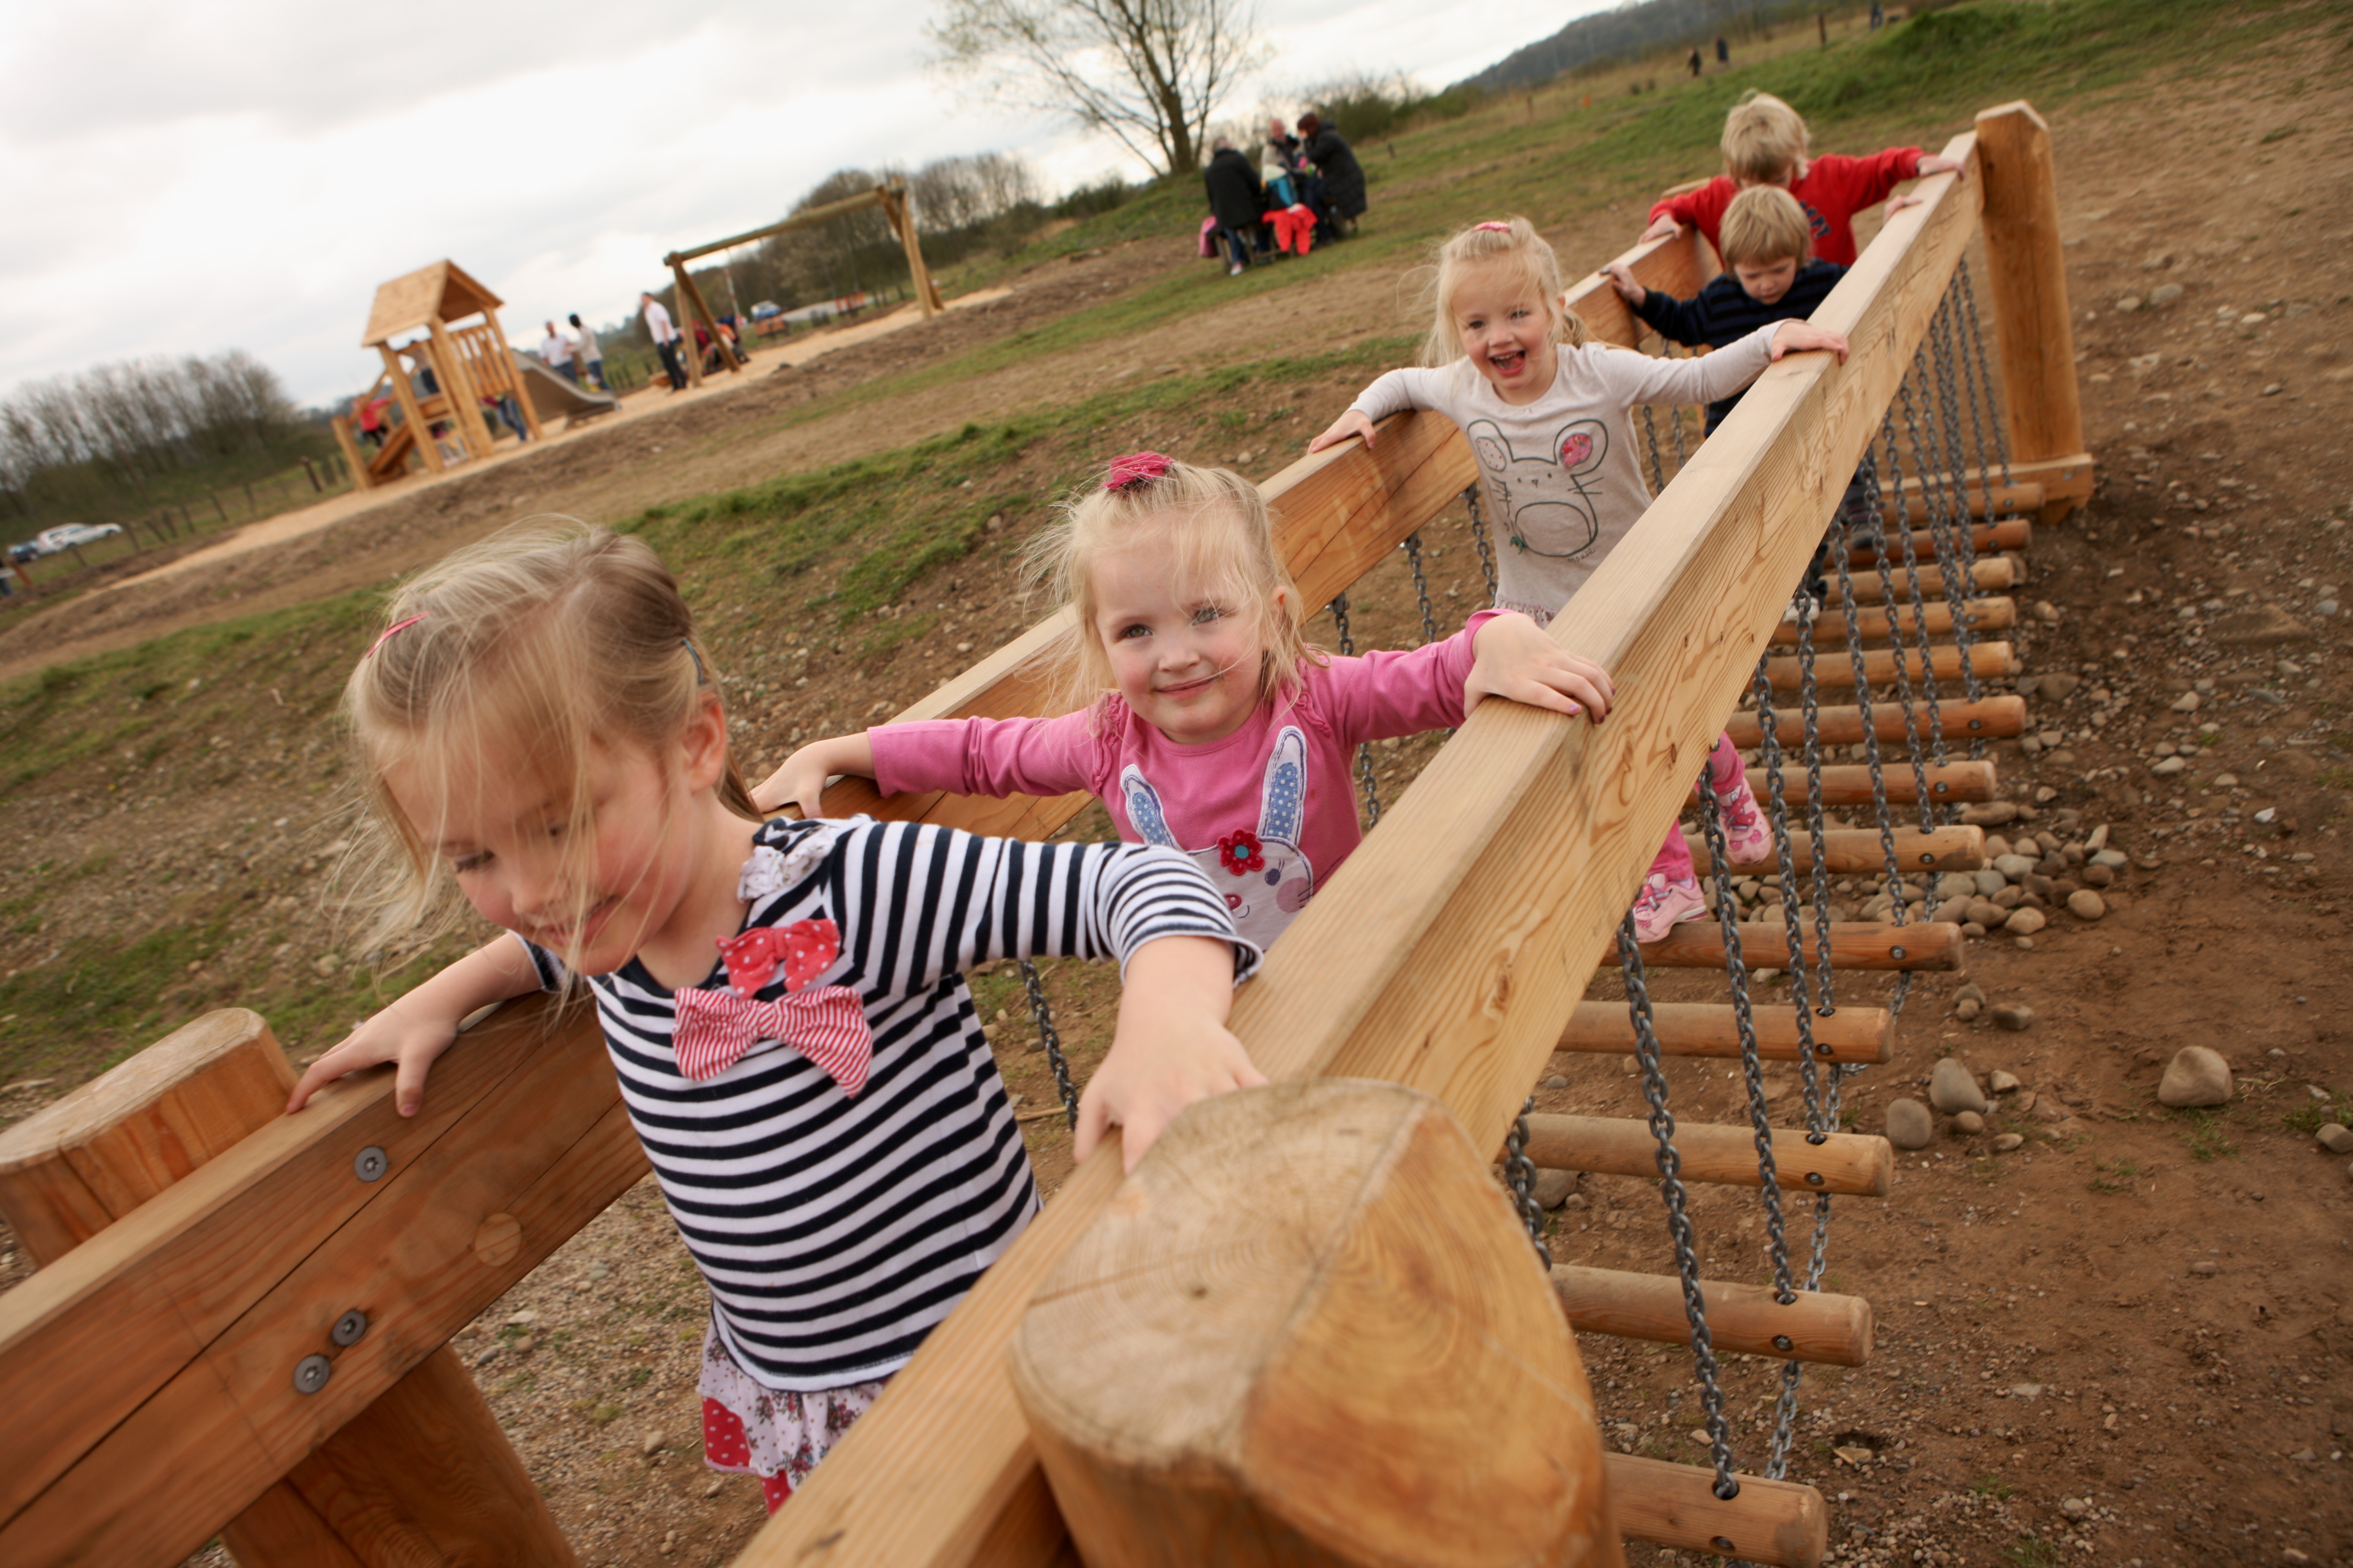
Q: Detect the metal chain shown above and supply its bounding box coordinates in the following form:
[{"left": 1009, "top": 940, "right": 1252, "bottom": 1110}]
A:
[
  {"left": 1018, "top": 959, "right": 1078, "bottom": 1128},
  {"left": 1957, "top": 263, "right": 2014, "bottom": 491},
  {"left": 1328, "top": 593, "right": 1382, "bottom": 824},
  {"left": 1697, "top": 781, "right": 1795, "bottom": 1305},
  {"left": 1750, "top": 658, "right": 1823, "bottom": 1129},
  {"left": 1403, "top": 530, "right": 1440, "bottom": 648},
  {"left": 1947, "top": 277, "right": 2000, "bottom": 525},
  {"left": 1640, "top": 404, "right": 1667, "bottom": 494},
  {"left": 1929, "top": 299, "right": 1986, "bottom": 629},
  {"left": 1863, "top": 451, "right": 1941, "bottom": 822},
  {"left": 1503, "top": 1096, "right": 1551, "bottom": 1266},
  {"left": 1618, "top": 913, "right": 1739, "bottom": 1499},
  {"left": 1462, "top": 484, "right": 1500, "bottom": 602},
  {"left": 1895, "top": 376, "right": 1983, "bottom": 765},
  {"left": 1826, "top": 505, "right": 1913, "bottom": 1021},
  {"left": 1795, "top": 585, "right": 1838, "bottom": 1017}
]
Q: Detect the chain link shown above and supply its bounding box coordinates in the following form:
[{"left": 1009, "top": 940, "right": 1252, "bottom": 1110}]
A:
[
  {"left": 1503, "top": 1096, "right": 1551, "bottom": 1266},
  {"left": 1825, "top": 504, "right": 1913, "bottom": 1022},
  {"left": 1018, "top": 958, "right": 1078, "bottom": 1128},
  {"left": 1862, "top": 449, "right": 1941, "bottom": 824},
  {"left": 1328, "top": 593, "right": 1383, "bottom": 824},
  {"left": 1957, "top": 263, "right": 2014, "bottom": 491},
  {"left": 1640, "top": 403, "right": 1667, "bottom": 494},
  {"left": 1462, "top": 484, "right": 1500, "bottom": 603},
  {"left": 1403, "top": 530, "right": 1441, "bottom": 648}
]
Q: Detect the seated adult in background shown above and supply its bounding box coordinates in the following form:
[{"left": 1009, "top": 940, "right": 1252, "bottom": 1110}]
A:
[
  {"left": 1296, "top": 113, "right": 1366, "bottom": 237},
  {"left": 1202, "top": 137, "right": 1265, "bottom": 276}
]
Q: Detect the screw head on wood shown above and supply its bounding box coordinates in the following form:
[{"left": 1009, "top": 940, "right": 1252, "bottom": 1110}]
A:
[
  {"left": 1773, "top": 1335, "right": 1794, "bottom": 1352},
  {"left": 1890, "top": 947, "right": 1907, "bottom": 961},
  {"left": 293, "top": 1354, "right": 333, "bottom": 1395},
  {"left": 332, "top": 1310, "right": 369, "bottom": 1348},
  {"left": 353, "top": 1146, "right": 388, "bottom": 1182},
  {"left": 1806, "top": 1170, "right": 1827, "bottom": 1186},
  {"left": 1713, "top": 1534, "right": 1739, "bottom": 1550}
]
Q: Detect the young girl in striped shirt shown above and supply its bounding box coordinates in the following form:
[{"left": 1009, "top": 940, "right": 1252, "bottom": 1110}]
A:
[
  {"left": 755, "top": 453, "right": 1614, "bottom": 952},
  {"left": 286, "top": 523, "right": 1261, "bottom": 1512},
  {"left": 1309, "top": 217, "right": 1848, "bottom": 937}
]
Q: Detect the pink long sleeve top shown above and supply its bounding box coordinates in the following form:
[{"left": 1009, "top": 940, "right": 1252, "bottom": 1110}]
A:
[{"left": 870, "top": 610, "right": 1502, "bottom": 950}]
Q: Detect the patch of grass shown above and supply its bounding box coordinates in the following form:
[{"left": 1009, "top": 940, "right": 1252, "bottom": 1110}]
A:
[
  {"left": 573, "top": 1398, "right": 623, "bottom": 1426},
  {"left": 1971, "top": 1475, "right": 2016, "bottom": 1499},
  {"left": 2001, "top": 1539, "right": 2061, "bottom": 1568},
  {"left": 2170, "top": 1107, "right": 2240, "bottom": 1162},
  {"left": 2088, "top": 1156, "right": 2139, "bottom": 1195},
  {"left": 619, "top": 1365, "right": 652, "bottom": 1389},
  {"left": 2283, "top": 1091, "right": 2349, "bottom": 1135}
]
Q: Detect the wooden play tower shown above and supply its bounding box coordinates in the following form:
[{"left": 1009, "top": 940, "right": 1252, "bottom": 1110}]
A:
[
  {"left": 329, "top": 260, "right": 544, "bottom": 491},
  {"left": 0, "top": 103, "right": 2087, "bottom": 1567}
]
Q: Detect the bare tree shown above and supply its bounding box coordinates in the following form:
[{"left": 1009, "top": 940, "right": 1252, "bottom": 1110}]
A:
[{"left": 927, "top": 0, "right": 1254, "bottom": 177}]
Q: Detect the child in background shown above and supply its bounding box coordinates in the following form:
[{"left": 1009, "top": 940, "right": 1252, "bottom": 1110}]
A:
[
  {"left": 756, "top": 454, "right": 1612, "bottom": 952},
  {"left": 286, "top": 524, "right": 1262, "bottom": 1512},
  {"left": 1310, "top": 217, "right": 1849, "bottom": 936},
  {"left": 1638, "top": 90, "right": 1964, "bottom": 267},
  {"left": 1608, "top": 185, "right": 1877, "bottom": 608}
]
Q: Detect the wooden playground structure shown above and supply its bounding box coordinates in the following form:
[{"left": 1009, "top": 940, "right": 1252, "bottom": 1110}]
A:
[
  {"left": 0, "top": 101, "right": 2088, "bottom": 1567},
  {"left": 329, "top": 260, "right": 545, "bottom": 492},
  {"left": 660, "top": 174, "right": 944, "bottom": 390}
]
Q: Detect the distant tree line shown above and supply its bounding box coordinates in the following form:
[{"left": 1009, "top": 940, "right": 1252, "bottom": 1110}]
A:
[
  {"left": 0, "top": 351, "right": 324, "bottom": 527},
  {"left": 1451, "top": 0, "right": 1830, "bottom": 96}
]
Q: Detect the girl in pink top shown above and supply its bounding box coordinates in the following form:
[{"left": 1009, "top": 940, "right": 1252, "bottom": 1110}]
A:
[{"left": 755, "top": 452, "right": 1612, "bottom": 951}]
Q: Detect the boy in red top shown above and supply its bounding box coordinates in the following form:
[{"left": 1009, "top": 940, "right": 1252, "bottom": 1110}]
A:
[{"left": 1638, "top": 91, "right": 1966, "bottom": 266}]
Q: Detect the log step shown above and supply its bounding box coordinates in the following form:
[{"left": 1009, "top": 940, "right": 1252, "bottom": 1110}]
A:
[
  {"left": 1557, "top": 1001, "right": 1893, "bottom": 1065},
  {"left": 1609, "top": 1452, "right": 1828, "bottom": 1567},
  {"left": 1552, "top": 1264, "right": 1874, "bottom": 1367},
  {"left": 1764, "top": 639, "right": 2016, "bottom": 693},
  {"left": 1773, "top": 760, "right": 1997, "bottom": 807},
  {"left": 1727, "top": 695, "right": 2026, "bottom": 750},
  {"left": 1601, "top": 920, "right": 1964, "bottom": 972},
  {"left": 1827, "top": 555, "right": 2015, "bottom": 605},
  {"left": 1681, "top": 825, "right": 1983, "bottom": 876},
  {"left": 1768, "top": 594, "right": 2014, "bottom": 649},
  {"left": 1848, "top": 517, "right": 2030, "bottom": 566},
  {"left": 1520, "top": 1113, "right": 1893, "bottom": 1197}
]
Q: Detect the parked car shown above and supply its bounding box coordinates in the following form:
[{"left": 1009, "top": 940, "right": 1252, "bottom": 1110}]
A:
[
  {"left": 34, "top": 523, "right": 123, "bottom": 554},
  {"left": 748, "top": 301, "right": 782, "bottom": 321},
  {"left": 7, "top": 541, "right": 39, "bottom": 563}
]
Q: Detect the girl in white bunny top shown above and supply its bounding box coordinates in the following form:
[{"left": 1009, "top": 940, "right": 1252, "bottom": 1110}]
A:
[
  {"left": 285, "top": 524, "right": 1263, "bottom": 1512},
  {"left": 1310, "top": 216, "right": 1849, "bottom": 938},
  {"left": 759, "top": 453, "right": 1613, "bottom": 951}
]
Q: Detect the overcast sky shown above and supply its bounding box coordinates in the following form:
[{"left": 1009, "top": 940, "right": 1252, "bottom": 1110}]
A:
[{"left": 0, "top": 1, "right": 1605, "bottom": 409}]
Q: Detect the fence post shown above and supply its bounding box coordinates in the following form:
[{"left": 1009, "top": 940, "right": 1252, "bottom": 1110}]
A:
[
  {"left": 1973, "top": 101, "right": 2085, "bottom": 522},
  {"left": 0, "top": 1011, "right": 582, "bottom": 1568}
]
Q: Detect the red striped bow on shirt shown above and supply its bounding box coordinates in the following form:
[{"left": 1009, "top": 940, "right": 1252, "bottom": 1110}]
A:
[{"left": 671, "top": 983, "right": 871, "bottom": 1091}]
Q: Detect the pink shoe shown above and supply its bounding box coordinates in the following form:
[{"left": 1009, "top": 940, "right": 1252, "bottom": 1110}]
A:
[
  {"left": 1631, "top": 873, "right": 1707, "bottom": 943},
  {"left": 1714, "top": 777, "right": 1773, "bottom": 864}
]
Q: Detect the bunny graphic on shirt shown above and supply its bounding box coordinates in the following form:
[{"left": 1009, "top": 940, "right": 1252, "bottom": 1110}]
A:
[
  {"left": 1119, "top": 727, "right": 1316, "bottom": 949},
  {"left": 1465, "top": 417, "right": 1610, "bottom": 563}
]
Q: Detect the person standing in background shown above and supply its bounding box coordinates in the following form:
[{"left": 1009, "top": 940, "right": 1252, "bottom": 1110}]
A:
[
  {"left": 1295, "top": 113, "right": 1366, "bottom": 238},
  {"left": 642, "top": 292, "right": 687, "bottom": 391},
  {"left": 540, "top": 320, "right": 578, "bottom": 383},
  {"left": 569, "top": 313, "right": 606, "bottom": 390}
]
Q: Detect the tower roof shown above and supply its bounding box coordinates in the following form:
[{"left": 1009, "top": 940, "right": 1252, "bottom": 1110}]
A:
[{"left": 361, "top": 260, "right": 504, "bottom": 347}]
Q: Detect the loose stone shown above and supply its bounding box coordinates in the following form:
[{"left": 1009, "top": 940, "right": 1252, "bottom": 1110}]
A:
[
  {"left": 1991, "top": 1004, "right": 2036, "bottom": 1032},
  {"left": 1928, "top": 1058, "right": 1989, "bottom": 1114},
  {"left": 1989, "top": 1069, "right": 2020, "bottom": 1093},
  {"left": 2158, "top": 1045, "right": 2234, "bottom": 1108},
  {"left": 1532, "top": 1168, "right": 1578, "bottom": 1209},
  {"left": 1992, "top": 1133, "right": 2025, "bottom": 1152},
  {"left": 1953, "top": 1110, "right": 1985, "bottom": 1135},
  {"left": 1886, "top": 1098, "right": 1934, "bottom": 1149},
  {"left": 2315, "top": 1124, "right": 2353, "bottom": 1156},
  {"left": 2068, "top": 889, "right": 2107, "bottom": 920},
  {"left": 2003, "top": 907, "right": 2048, "bottom": 936}
]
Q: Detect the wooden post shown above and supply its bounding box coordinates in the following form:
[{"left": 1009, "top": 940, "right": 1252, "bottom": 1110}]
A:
[
  {"left": 377, "top": 344, "right": 444, "bottom": 473},
  {"left": 481, "top": 308, "right": 544, "bottom": 440},
  {"left": 329, "top": 418, "right": 369, "bottom": 492},
  {"left": 882, "top": 181, "right": 943, "bottom": 318},
  {"left": 1973, "top": 102, "right": 2084, "bottom": 521},
  {"left": 678, "top": 265, "right": 742, "bottom": 377},
  {"left": 0, "top": 1010, "right": 580, "bottom": 1568},
  {"left": 1010, "top": 1081, "right": 1623, "bottom": 1568},
  {"left": 425, "top": 323, "right": 493, "bottom": 461}
]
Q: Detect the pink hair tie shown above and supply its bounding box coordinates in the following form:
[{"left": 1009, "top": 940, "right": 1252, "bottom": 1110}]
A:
[
  {"left": 367, "top": 613, "right": 428, "bottom": 658},
  {"left": 1104, "top": 451, "right": 1173, "bottom": 493},
  {"left": 1475, "top": 221, "right": 1513, "bottom": 232}
]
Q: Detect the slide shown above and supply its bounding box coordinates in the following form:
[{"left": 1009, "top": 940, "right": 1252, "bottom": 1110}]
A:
[{"left": 515, "top": 357, "right": 620, "bottom": 428}]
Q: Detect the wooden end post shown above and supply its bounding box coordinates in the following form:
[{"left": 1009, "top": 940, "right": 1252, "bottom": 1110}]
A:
[
  {"left": 884, "top": 182, "right": 943, "bottom": 318},
  {"left": 425, "top": 323, "right": 493, "bottom": 462},
  {"left": 1973, "top": 102, "right": 2084, "bottom": 521},
  {"left": 0, "top": 1010, "right": 580, "bottom": 1568},
  {"left": 1009, "top": 1081, "right": 1623, "bottom": 1568},
  {"left": 376, "top": 344, "right": 444, "bottom": 474}
]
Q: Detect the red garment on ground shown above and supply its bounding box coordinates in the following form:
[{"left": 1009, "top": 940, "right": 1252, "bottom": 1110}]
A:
[
  {"left": 1268, "top": 205, "right": 1317, "bottom": 255},
  {"left": 1646, "top": 148, "right": 1924, "bottom": 266}
]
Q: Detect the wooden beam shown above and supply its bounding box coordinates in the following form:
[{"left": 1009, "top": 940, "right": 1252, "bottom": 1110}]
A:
[
  {"left": 375, "top": 344, "right": 443, "bottom": 473},
  {"left": 1605, "top": 918, "right": 1964, "bottom": 973},
  {"left": 665, "top": 186, "right": 893, "bottom": 266},
  {"left": 1974, "top": 103, "right": 2084, "bottom": 518},
  {"left": 1556, "top": 1002, "right": 1892, "bottom": 1065},
  {"left": 1762, "top": 639, "right": 2017, "bottom": 692},
  {"left": 1776, "top": 759, "right": 1997, "bottom": 806},
  {"left": 482, "top": 307, "right": 543, "bottom": 440},
  {"left": 1010, "top": 1082, "right": 1621, "bottom": 1568},
  {"left": 1606, "top": 1455, "right": 1826, "bottom": 1568},
  {"left": 738, "top": 124, "right": 1987, "bottom": 1568},
  {"left": 328, "top": 415, "right": 372, "bottom": 494},
  {"left": 1767, "top": 596, "right": 2013, "bottom": 649},
  {"left": 1680, "top": 824, "right": 1983, "bottom": 876},
  {"left": 676, "top": 264, "right": 743, "bottom": 376},
  {"left": 1726, "top": 695, "right": 2026, "bottom": 750},
  {"left": 1521, "top": 1114, "right": 1892, "bottom": 1198},
  {"left": 424, "top": 321, "right": 494, "bottom": 461},
  {"left": 1566, "top": 226, "right": 1716, "bottom": 348},
  {"left": 1551, "top": 1265, "right": 1873, "bottom": 1367},
  {"left": 882, "top": 181, "right": 944, "bottom": 318},
  {"left": 1826, "top": 555, "right": 2016, "bottom": 605},
  {"left": 1880, "top": 478, "right": 2040, "bottom": 524},
  {"left": 1849, "top": 518, "right": 2029, "bottom": 567}
]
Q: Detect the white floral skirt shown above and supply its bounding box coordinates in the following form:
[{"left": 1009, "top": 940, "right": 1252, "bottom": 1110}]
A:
[{"left": 699, "top": 1324, "right": 887, "bottom": 1513}]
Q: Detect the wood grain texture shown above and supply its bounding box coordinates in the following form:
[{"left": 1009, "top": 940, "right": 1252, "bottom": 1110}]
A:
[
  {"left": 1881, "top": 453, "right": 2092, "bottom": 522},
  {"left": 739, "top": 124, "right": 1991, "bottom": 1568},
  {"left": 1011, "top": 1082, "right": 1620, "bottom": 1568},
  {"left": 1974, "top": 104, "right": 2085, "bottom": 475},
  {"left": 1681, "top": 824, "right": 1985, "bottom": 875},
  {"left": 1763, "top": 639, "right": 2014, "bottom": 692},
  {"left": 1876, "top": 480, "right": 2040, "bottom": 524},
  {"left": 1601, "top": 919, "right": 1964, "bottom": 973},
  {"left": 1606, "top": 1454, "right": 1826, "bottom": 1568},
  {"left": 1520, "top": 1114, "right": 1892, "bottom": 1198},
  {"left": 1551, "top": 1264, "right": 1873, "bottom": 1366},
  {"left": 1766, "top": 596, "right": 2013, "bottom": 650},
  {"left": 1726, "top": 696, "right": 2026, "bottom": 749},
  {"left": 1772, "top": 760, "right": 1997, "bottom": 806},
  {"left": 1557, "top": 1001, "right": 1893, "bottom": 1065},
  {"left": 375, "top": 343, "right": 443, "bottom": 473},
  {"left": 1824, "top": 555, "right": 2015, "bottom": 605},
  {"left": 1849, "top": 519, "right": 2029, "bottom": 568}
]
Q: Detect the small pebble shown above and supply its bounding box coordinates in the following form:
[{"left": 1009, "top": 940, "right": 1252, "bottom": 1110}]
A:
[
  {"left": 1953, "top": 1110, "right": 1984, "bottom": 1135},
  {"left": 1532, "top": 1168, "right": 1578, "bottom": 1209},
  {"left": 511, "top": 1334, "right": 535, "bottom": 1355},
  {"left": 1886, "top": 1098, "right": 1933, "bottom": 1150},
  {"left": 1543, "top": 1074, "right": 1569, "bottom": 1091},
  {"left": 1989, "top": 1069, "right": 2021, "bottom": 1093},
  {"left": 2316, "top": 1124, "right": 2353, "bottom": 1156},
  {"left": 2158, "top": 1045, "right": 2233, "bottom": 1108},
  {"left": 2190, "top": 1260, "right": 2219, "bottom": 1276},
  {"left": 642, "top": 1430, "right": 669, "bottom": 1456},
  {"left": 1991, "top": 1004, "right": 2036, "bottom": 1032},
  {"left": 1928, "top": 1058, "right": 1988, "bottom": 1114},
  {"left": 2067, "top": 889, "right": 2106, "bottom": 920},
  {"left": 2004, "top": 907, "right": 2047, "bottom": 936},
  {"left": 1992, "top": 1133, "right": 2025, "bottom": 1152},
  {"left": 1953, "top": 997, "right": 1982, "bottom": 1021}
]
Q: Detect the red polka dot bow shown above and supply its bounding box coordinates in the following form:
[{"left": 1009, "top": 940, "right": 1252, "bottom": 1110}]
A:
[{"left": 671, "top": 919, "right": 871, "bottom": 1091}]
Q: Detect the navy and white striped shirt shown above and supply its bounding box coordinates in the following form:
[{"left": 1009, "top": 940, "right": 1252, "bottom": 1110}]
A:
[
  {"left": 1633, "top": 260, "right": 1848, "bottom": 433},
  {"left": 523, "top": 815, "right": 1258, "bottom": 1391}
]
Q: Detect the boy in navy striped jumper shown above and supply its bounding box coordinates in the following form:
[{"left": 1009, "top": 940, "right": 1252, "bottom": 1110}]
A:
[
  {"left": 288, "top": 524, "right": 1263, "bottom": 1514},
  {"left": 1606, "top": 184, "right": 1881, "bottom": 604}
]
